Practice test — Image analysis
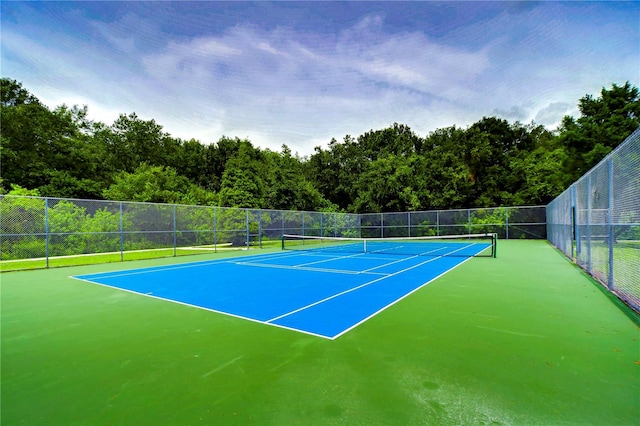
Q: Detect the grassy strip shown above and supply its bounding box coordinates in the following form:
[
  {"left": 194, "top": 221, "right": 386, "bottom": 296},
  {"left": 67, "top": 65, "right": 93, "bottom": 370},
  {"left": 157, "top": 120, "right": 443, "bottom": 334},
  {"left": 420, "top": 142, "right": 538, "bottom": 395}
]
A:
[{"left": 1, "top": 240, "right": 283, "bottom": 272}]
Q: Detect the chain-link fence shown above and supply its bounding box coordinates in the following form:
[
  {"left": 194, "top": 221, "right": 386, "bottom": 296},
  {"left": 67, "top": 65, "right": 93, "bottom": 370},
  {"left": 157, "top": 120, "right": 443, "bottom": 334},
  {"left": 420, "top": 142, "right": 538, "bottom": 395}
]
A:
[
  {"left": 360, "top": 206, "right": 546, "bottom": 239},
  {"left": 0, "top": 198, "right": 361, "bottom": 270},
  {"left": 547, "top": 128, "right": 640, "bottom": 313},
  {"left": 1, "top": 195, "right": 544, "bottom": 271}
]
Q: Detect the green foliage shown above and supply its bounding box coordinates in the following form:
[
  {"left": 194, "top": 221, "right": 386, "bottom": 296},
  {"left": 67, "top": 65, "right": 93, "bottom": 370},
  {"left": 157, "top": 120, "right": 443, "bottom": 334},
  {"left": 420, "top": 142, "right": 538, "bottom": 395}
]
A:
[
  {"left": 558, "top": 82, "right": 640, "bottom": 180},
  {"left": 218, "top": 140, "right": 265, "bottom": 208},
  {"left": 215, "top": 207, "right": 251, "bottom": 246},
  {"left": 5, "top": 184, "right": 41, "bottom": 197},
  {"left": 0, "top": 193, "right": 120, "bottom": 259},
  {"left": 0, "top": 190, "right": 46, "bottom": 247},
  {"left": 1, "top": 78, "right": 40, "bottom": 107},
  {"left": 103, "top": 163, "right": 217, "bottom": 205},
  {"left": 2, "top": 77, "right": 638, "bottom": 214},
  {"left": 108, "top": 113, "right": 180, "bottom": 173},
  {"left": 352, "top": 154, "right": 422, "bottom": 213},
  {"left": 38, "top": 171, "right": 105, "bottom": 199},
  {"left": 263, "top": 145, "right": 336, "bottom": 212},
  {"left": 468, "top": 207, "right": 508, "bottom": 234}
]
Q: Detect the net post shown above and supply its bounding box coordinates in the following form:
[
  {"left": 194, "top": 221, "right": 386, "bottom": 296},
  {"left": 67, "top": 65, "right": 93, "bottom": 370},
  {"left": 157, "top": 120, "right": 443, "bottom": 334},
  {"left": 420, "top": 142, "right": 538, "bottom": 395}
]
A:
[
  {"left": 493, "top": 233, "right": 497, "bottom": 258},
  {"left": 281, "top": 234, "right": 285, "bottom": 250},
  {"left": 487, "top": 232, "right": 498, "bottom": 259}
]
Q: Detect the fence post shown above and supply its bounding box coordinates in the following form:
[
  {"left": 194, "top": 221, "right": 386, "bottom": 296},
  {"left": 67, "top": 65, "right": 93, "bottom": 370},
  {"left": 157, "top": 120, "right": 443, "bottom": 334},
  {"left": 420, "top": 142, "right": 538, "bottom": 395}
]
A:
[
  {"left": 586, "top": 175, "right": 592, "bottom": 274},
  {"left": 571, "top": 185, "right": 577, "bottom": 259},
  {"left": 381, "top": 213, "right": 384, "bottom": 238},
  {"left": 259, "top": 210, "right": 263, "bottom": 249},
  {"left": 245, "top": 209, "right": 250, "bottom": 249},
  {"left": 607, "top": 158, "right": 614, "bottom": 289},
  {"left": 173, "top": 205, "right": 177, "bottom": 257},
  {"left": 213, "top": 207, "right": 217, "bottom": 253},
  {"left": 505, "top": 207, "right": 510, "bottom": 240},
  {"left": 45, "top": 198, "right": 49, "bottom": 268},
  {"left": 281, "top": 212, "right": 285, "bottom": 236},
  {"left": 119, "top": 201, "right": 124, "bottom": 262}
]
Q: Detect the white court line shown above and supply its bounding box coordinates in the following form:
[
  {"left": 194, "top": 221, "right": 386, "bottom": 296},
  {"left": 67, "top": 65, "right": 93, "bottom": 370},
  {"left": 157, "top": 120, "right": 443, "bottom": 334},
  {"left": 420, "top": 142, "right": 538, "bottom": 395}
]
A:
[
  {"left": 71, "top": 276, "right": 334, "bottom": 340},
  {"left": 293, "top": 251, "right": 371, "bottom": 268},
  {"left": 330, "top": 255, "right": 477, "bottom": 340},
  {"left": 359, "top": 253, "right": 422, "bottom": 273},
  {"left": 232, "top": 261, "right": 388, "bottom": 276},
  {"left": 265, "top": 242, "right": 478, "bottom": 324},
  {"left": 252, "top": 247, "right": 427, "bottom": 275},
  {"left": 367, "top": 244, "right": 447, "bottom": 256},
  {"left": 265, "top": 255, "right": 443, "bottom": 324},
  {"left": 71, "top": 250, "right": 303, "bottom": 280},
  {"left": 357, "top": 245, "right": 459, "bottom": 274}
]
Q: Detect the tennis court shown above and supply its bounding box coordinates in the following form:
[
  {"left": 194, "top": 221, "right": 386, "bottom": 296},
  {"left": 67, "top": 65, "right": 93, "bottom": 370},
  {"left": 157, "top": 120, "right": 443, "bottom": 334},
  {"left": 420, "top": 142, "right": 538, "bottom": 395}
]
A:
[
  {"left": 2, "top": 239, "right": 638, "bottom": 425},
  {"left": 73, "top": 235, "right": 495, "bottom": 340}
]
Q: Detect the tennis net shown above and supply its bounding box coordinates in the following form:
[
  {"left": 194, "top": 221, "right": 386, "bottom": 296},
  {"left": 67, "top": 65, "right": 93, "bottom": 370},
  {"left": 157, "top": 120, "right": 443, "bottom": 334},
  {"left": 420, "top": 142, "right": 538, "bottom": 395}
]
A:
[{"left": 281, "top": 233, "right": 497, "bottom": 258}]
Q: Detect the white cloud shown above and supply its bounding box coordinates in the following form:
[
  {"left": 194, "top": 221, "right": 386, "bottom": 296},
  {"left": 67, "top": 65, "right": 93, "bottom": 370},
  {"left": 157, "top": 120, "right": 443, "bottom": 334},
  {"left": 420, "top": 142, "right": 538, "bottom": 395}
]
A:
[
  {"left": 334, "top": 16, "right": 490, "bottom": 98},
  {"left": 492, "top": 105, "right": 530, "bottom": 122},
  {"left": 534, "top": 102, "right": 574, "bottom": 128},
  {"left": 2, "top": 3, "right": 638, "bottom": 156}
]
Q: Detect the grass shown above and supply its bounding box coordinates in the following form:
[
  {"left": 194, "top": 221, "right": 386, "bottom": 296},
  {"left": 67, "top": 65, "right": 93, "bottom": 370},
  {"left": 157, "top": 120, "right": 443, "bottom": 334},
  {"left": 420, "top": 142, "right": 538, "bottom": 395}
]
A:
[
  {"left": 0, "top": 239, "right": 283, "bottom": 272},
  {"left": 1, "top": 240, "right": 638, "bottom": 425}
]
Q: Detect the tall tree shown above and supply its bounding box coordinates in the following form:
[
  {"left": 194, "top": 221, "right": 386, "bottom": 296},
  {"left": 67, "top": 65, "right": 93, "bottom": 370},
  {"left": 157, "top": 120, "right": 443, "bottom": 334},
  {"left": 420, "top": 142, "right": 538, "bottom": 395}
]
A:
[
  {"left": 558, "top": 82, "right": 640, "bottom": 179},
  {"left": 264, "top": 145, "right": 334, "bottom": 211},
  {"left": 174, "top": 138, "right": 208, "bottom": 187},
  {"left": 421, "top": 126, "right": 475, "bottom": 209},
  {"left": 352, "top": 154, "right": 423, "bottom": 213},
  {"left": 218, "top": 140, "right": 265, "bottom": 208},
  {"left": 107, "top": 113, "right": 180, "bottom": 173},
  {"left": 0, "top": 79, "right": 100, "bottom": 196},
  {"left": 357, "top": 123, "right": 424, "bottom": 160},
  {"left": 205, "top": 136, "right": 243, "bottom": 192},
  {"left": 103, "top": 163, "right": 216, "bottom": 205}
]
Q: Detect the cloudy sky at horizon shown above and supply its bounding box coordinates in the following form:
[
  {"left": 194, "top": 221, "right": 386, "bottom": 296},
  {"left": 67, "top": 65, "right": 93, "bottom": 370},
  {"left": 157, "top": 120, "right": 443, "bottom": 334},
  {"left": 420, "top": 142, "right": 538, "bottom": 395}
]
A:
[{"left": 2, "top": 1, "right": 638, "bottom": 156}]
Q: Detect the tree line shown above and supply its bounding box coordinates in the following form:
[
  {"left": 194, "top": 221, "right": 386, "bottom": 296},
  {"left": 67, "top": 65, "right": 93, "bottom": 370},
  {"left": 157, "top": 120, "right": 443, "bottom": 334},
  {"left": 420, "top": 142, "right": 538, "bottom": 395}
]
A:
[{"left": 1, "top": 78, "right": 638, "bottom": 213}]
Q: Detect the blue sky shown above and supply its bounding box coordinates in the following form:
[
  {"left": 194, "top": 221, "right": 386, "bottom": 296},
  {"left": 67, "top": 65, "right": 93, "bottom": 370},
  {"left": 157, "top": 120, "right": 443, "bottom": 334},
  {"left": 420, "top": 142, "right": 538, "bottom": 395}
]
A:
[{"left": 2, "top": 1, "right": 638, "bottom": 156}]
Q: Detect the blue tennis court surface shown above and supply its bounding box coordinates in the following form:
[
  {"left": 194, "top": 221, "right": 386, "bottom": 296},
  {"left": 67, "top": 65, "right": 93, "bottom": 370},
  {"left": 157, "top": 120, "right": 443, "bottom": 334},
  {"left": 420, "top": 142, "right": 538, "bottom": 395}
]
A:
[{"left": 73, "top": 242, "right": 491, "bottom": 339}]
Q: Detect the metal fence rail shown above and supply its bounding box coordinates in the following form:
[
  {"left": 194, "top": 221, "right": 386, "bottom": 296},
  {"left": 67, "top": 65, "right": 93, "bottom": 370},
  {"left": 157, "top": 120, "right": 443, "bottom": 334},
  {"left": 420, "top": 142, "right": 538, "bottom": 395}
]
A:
[
  {"left": 547, "top": 127, "right": 640, "bottom": 312},
  {"left": 360, "top": 206, "right": 546, "bottom": 239},
  {"left": 1, "top": 194, "right": 545, "bottom": 271},
  {"left": 0, "top": 198, "right": 361, "bottom": 269}
]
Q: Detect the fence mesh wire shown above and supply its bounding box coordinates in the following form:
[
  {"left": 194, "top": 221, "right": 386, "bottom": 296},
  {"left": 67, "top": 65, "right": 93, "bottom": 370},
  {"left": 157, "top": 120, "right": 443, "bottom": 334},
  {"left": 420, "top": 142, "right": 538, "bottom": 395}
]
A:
[
  {"left": 1, "top": 196, "right": 545, "bottom": 271},
  {"left": 0, "top": 199, "right": 362, "bottom": 269},
  {"left": 360, "top": 206, "right": 545, "bottom": 239},
  {"left": 547, "top": 128, "right": 640, "bottom": 312}
]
